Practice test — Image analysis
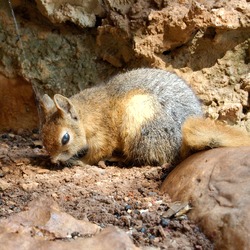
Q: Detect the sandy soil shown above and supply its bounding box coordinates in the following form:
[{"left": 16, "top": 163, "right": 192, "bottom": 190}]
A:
[{"left": 0, "top": 132, "right": 213, "bottom": 249}]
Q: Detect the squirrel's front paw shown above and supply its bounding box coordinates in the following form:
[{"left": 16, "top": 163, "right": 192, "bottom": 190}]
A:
[{"left": 66, "top": 159, "right": 86, "bottom": 167}]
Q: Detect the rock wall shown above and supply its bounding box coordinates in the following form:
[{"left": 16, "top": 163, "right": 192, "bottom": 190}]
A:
[
  {"left": 0, "top": 75, "right": 38, "bottom": 132},
  {"left": 0, "top": 0, "right": 249, "bottom": 132}
]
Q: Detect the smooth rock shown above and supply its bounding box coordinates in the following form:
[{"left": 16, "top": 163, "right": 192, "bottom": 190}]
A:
[
  {"left": 161, "top": 147, "right": 250, "bottom": 250},
  {"left": 0, "top": 179, "right": 12, "bottom": 191}
]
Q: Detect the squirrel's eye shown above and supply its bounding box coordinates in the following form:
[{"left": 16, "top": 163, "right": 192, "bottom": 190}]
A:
[{"left": 61, "top": 132, "right": 70, "bottom": 145}]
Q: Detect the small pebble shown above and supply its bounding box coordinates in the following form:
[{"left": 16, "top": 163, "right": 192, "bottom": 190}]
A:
[
  {"left": 71, "top": 231, "right": 81, "bottom": 239},
  {"left": 134, "top": 209, "right": 140, "bottom": 214},
  {"left": 0, "top": 179, "right": 12, "bottom": 190},
  {"left": 154, "top": 200, "right": 163, "bottom": 205},
  {"left": 32, "top": 128, "right": 39, "bottom": 134},
  {"left": 148, "top": 202, "right": 152, "bottom": 207},
  {"left": 1, "top": 134, "right": 9, "bottom": 139},
  {"left": 114, "top": 212, "right": 120, "bottom": 218},
  {"left": 33, "top": 140, "right": 43, "bottom": 148},
  {"left": 124, "top": 197, "right": 129, "bottom": 202},
  {"left": 2, "top": 166, "right": 10, "bottom": 174},
  {"left": 51, "top": 193, "right": 58, "bottom": 199},
  {"left": 36, "top": 168, "right": 50, "bottom": 174},
  {"left": 160, "top": 218, "right": 170, "bottom": 227},
  {"left": 20, "top": 182, "right": 39, "bottom": 191},
  {"left": 153, "top": 237, "right": 160, "bottom": 243},
  {"left": 8, "top": 133, "right": 15, "bottom": 138},
  {"left": 99, "top": 223, "right": 105, "bottom": 228},
  {"left": 139, "top": 209, "right": 148, "bottom": 214},
  {"left": 125, "top": 204, "right": 132, "bottom": 211},
  {"left": 148, "top": 234, "right": 155, "bottom": 240},
  {"left": 148, "top": 191, "right": 157, "bottom": 196}
]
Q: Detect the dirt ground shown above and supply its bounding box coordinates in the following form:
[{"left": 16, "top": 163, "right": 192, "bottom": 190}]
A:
[{"left": 0, "top": 132, "right": 213, "bottom": 249}]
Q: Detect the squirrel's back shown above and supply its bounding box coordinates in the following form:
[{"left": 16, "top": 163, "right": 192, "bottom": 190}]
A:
[{"left": 107, "top": 68, "right": 202, "bottom": 122}]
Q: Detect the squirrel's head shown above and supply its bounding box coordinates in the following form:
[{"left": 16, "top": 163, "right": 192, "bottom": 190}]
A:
[{"left": 40, "top": 94, "right": 88, "bottom": 164}]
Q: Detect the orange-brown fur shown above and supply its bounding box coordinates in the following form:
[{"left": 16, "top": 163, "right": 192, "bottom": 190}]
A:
[{"left": 181, "top": 117, "right": 250, "bottom": 159}]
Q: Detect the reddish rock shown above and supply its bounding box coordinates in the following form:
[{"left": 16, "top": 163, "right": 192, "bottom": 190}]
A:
[
  {"left": 0, "top": 74, "right": 39, "bottom": 133},
  {"left": 0, "top": 196, "right": 138, "bottom": 250},
  {"left": 161, "top": 147, "right": 250, "bottom": 249}
]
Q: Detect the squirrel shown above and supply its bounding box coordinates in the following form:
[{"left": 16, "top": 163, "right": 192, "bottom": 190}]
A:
[{"left": 40, "top": 68, "right": 250, "bottom": 166}]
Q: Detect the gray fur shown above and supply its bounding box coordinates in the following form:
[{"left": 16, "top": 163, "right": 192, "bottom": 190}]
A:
[{"left": 107, "top": 68, "right": 203, "bottom": 165}]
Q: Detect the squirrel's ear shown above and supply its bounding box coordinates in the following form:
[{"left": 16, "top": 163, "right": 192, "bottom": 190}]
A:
[
  {"left": 40, "top": 94, "right": 55, "bottom": 116},
  {"left": 53, "top": 94, "right": 78, "bottom": 120}
]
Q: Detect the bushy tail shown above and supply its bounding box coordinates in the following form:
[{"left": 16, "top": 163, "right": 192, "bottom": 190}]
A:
[{"left": 181, "top": 117, "right": 250, "bottom": 159}]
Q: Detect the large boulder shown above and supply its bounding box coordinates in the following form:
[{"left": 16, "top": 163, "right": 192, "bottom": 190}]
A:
[{"left": 161, "top": 147, "right": 250, "bottom": 250}]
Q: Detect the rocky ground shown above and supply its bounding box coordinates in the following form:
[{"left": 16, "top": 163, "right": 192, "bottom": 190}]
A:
[
  {"left": 0, "top": 1, "right": 249, "bottom": 248},
  {"left": 0, "top": 132, "right": 213, "bottom": 249}
]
